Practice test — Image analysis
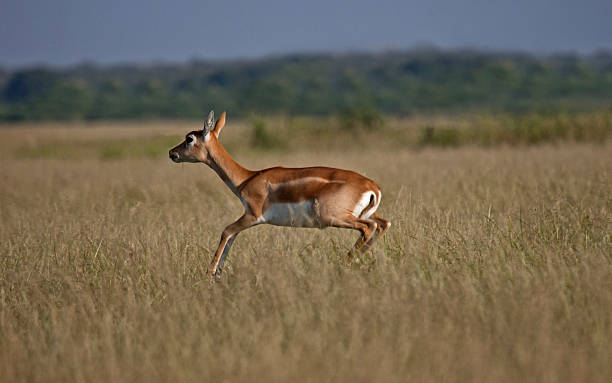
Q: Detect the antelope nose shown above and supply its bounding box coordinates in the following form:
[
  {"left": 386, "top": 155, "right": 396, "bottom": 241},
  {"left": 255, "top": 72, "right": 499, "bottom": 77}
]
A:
[{"left": 169, "top": 151, "right": 179, "bottom": 161}]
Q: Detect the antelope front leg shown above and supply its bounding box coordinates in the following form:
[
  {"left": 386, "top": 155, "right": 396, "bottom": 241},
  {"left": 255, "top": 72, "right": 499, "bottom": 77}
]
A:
[
  {"left": 215, "top": 234, "right": 238, "bottom": 276},
  {"left": 208, "top": 214, "right": 257, "bottom": 279}
]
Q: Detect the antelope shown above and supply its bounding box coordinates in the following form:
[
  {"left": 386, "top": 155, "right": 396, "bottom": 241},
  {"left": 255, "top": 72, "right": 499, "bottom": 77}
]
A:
[{"left": 169, "top": 111, "right": 390, "bottom": 278}]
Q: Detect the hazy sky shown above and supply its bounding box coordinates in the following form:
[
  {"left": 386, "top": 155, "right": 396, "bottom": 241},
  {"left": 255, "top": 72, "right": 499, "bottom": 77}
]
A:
[{"left": 1, "top": 0, "right": 610, "bottom": 67}]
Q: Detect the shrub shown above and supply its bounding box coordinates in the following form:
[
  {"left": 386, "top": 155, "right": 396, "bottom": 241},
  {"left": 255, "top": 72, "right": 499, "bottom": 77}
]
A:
[
  {"left": 252, "top": 120, "right": 285, "bottom": 149},
  {"left": 338, "top": 105, "right": 384, "bottom": 131},
  {"left": 418, "top": 126, "right": 460, "bottom": 147}
]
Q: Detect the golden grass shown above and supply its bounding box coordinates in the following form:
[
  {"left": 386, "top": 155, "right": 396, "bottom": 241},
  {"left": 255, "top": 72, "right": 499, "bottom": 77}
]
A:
[{"left": 0, "top": 122, "right": 611, "bottom": 382}]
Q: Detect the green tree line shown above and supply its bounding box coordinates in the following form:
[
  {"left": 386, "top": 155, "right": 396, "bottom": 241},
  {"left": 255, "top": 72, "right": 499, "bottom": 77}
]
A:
[{"left": 1, "top": 49, "right": 612, "bottom": 120}]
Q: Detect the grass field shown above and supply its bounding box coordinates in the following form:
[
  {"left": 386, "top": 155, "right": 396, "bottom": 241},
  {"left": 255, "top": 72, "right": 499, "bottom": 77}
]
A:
[{"left": 0, "top": 119, "right": 611, "bottom": 382}]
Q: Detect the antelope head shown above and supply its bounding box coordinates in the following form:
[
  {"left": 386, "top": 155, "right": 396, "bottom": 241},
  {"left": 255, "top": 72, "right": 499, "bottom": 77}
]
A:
[{"left": 168, "top": 110, "right": 226, "bottom": 164}]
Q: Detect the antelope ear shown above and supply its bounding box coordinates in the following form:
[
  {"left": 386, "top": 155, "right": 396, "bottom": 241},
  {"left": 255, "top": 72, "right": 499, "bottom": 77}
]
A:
[
  {"left": 203, "top": 110, "right": 215, "bottom": 134},
  {"left": 212, "top": 111, "right": 227, "bottom": 137}
]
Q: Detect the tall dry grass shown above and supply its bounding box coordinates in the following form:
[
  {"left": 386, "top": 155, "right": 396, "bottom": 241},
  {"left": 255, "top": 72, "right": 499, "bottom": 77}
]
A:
[{"left": 0, "top": 123, "right": 611, "bottom": 382}]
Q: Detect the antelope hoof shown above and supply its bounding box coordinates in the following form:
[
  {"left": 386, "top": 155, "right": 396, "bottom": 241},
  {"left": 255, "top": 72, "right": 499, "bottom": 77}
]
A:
[
  {"left": 206, "top": 267, "right": 218, "bottom": 281},
  {"left": 346, "top": 251, "right": 360, "bottom": 265}
]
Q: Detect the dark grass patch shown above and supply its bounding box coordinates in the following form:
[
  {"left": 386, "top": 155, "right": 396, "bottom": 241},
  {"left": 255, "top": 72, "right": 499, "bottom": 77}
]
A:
[{"left": 17, "top": 135, "right": 181, "bottom": 160}]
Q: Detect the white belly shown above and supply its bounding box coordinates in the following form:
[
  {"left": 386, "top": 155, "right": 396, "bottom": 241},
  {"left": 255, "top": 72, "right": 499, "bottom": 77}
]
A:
[{"left": 262, "top": 201, "right": 319, "bottom": 228}]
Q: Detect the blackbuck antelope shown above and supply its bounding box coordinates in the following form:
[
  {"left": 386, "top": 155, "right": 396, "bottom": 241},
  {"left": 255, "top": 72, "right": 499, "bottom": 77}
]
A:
[{"left": 169, "top": 111, "right": 390, "bottom": 278}]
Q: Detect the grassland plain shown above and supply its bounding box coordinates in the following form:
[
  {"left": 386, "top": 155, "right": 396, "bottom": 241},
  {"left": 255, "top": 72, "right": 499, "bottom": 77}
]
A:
[{"left": 0, "top": 120, "right": 611, "bottom": 382}]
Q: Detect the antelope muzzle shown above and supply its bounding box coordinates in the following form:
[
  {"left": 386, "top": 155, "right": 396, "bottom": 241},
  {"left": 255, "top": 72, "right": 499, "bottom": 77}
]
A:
[{"left": 169, "top": 149, "right": 180, "bottom": 163}]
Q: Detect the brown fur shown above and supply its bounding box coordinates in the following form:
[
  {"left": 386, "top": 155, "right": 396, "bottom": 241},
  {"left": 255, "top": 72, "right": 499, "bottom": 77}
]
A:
[{"left": 169, "top": 112, "right": 391, "bottom": 278}]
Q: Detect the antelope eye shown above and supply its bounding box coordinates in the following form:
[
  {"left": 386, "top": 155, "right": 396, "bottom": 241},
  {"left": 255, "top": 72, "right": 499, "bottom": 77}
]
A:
[{"left": 186, "top": 136, "right": 194, "bottom": 144}]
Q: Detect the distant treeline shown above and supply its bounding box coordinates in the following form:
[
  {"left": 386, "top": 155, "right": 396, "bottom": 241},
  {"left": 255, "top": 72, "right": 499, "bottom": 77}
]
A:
[{"left": 1, "top": 49, "right": 612, "bottom": 120}]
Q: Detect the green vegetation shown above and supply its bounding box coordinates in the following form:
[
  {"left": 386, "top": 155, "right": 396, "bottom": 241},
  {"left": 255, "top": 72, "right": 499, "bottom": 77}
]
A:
[
  {"left": 414, "top": 112, "right": 612, "bottom": 147},
  {"left": 251, "top": 119, "right": 286, "bottom": 149},
  {"left": 16, "top": 134, "right": 180, "bottom": 160},
  {"left": 7, "top": 112, "right": 612, "bottom": 163},
  {"left": 1, "top": 49, "right": 612, "bottom": 120}
]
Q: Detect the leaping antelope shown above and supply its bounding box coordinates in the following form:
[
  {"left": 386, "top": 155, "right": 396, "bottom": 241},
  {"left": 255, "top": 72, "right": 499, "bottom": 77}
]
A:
[{"left": 169, "top": 111, "right": 391, "bottom": 278}]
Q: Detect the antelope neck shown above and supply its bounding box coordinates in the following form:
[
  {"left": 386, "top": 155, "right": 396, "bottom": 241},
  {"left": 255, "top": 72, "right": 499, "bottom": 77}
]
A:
[{"left": 205, "top": 139, "right": 253, "bottom": 198}]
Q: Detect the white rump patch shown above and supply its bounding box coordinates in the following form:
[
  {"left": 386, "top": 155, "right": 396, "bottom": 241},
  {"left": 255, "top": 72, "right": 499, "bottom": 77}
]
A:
[
  {"left": 352, "top": 191, "right": 380, "bottom": 219},
  {"left": 262, "top": 201, "right": 319, "bottom": 228}
]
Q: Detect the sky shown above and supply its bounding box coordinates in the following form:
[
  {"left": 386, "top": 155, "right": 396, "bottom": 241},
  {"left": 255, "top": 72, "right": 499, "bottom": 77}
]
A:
[{"left": 1, "top": 0, "right": 611, "bottom": 68}]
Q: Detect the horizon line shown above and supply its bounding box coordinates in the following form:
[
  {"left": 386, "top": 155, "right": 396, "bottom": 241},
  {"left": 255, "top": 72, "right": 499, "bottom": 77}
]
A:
[{"left": 2, "top": 45, "right": 612, "bottom": 72}]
